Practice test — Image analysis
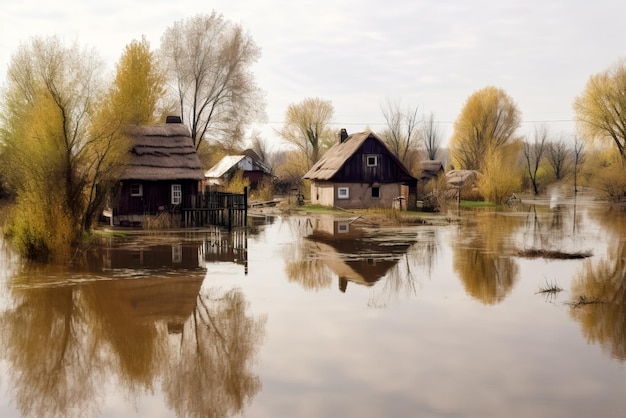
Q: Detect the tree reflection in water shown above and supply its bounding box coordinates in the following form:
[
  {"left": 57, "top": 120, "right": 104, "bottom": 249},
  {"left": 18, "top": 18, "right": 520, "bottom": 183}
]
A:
[
  {"left": 0, "top": 245, "right": 265, "bottom": 418},
  {"left": 569, "top": 208, "right": 626, "bottom": 362},
  {"left": 452, "top": 211, "right": 520, "bottom": 304}
]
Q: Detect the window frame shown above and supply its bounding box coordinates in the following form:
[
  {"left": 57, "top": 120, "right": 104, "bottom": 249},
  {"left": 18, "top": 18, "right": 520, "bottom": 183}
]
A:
[
  {"left": 130, "top": 183, "right": 143, "bottom": 197},
  {"left": 171, "top": 184, "right": 182, "bottom": 205},
  {"left": 366, "top": 155, "right": 378, "bottom": 167},
  {"left": 337, "top": 187, "right": 350, "bottom": 199}
]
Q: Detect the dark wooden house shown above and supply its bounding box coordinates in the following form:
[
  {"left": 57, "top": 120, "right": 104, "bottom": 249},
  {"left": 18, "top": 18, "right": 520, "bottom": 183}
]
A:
[
  {"left": 303, "top": 129, "right": 418, "bottom": 210},
  {"left": 112, "top": 117, "right": 204, "bottom": 226}
]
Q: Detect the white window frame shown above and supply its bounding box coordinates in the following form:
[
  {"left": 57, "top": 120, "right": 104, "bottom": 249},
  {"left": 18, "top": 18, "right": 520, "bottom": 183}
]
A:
[
  {"left": 130, "top": 183, "right": 143, "bottom": 197},
  {"left": 337, "top": 187, "right": 349, "bottom": 199},
  {"left": 337, "top": 221, "right": 350, "bottom": 233},
  {"left": 366, "top": 155, "right": 378, "bottom": 167},
  {"left": 171, "top": 184, "right": 182, "bottom": 205}
]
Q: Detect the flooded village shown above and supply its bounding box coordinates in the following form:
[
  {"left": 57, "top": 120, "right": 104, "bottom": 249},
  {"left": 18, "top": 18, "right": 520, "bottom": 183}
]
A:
[{"left": 3, "top": 6, "right": 626, "bottom": 417}]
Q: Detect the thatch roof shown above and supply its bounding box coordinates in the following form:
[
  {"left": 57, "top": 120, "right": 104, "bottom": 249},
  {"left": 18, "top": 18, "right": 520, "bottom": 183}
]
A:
[
  {"left": 119, "top": 123, "right": 203, "bottom": 181},
  {"left": 418, "top": 160, "right": 444, "bottom": 180},
  {"left": 303, "top": 130, "right": 414, "bottom": 181}
]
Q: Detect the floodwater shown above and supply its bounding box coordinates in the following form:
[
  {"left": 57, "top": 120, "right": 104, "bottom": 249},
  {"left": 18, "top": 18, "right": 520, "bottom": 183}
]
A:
[{"left": 1, "top": 195, "right": 626, "bottom": 418}]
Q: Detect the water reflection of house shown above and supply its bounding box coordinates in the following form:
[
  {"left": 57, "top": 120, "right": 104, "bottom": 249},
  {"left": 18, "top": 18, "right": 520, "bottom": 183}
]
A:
[
  {"left": 306, "top": 218, "right": 415, "bottom": 292},
  {"left": 97, "top": 240, "right": 206, "bottom": 334}
]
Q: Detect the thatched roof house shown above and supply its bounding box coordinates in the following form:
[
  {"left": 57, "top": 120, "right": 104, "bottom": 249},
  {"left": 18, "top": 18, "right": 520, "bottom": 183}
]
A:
[
  {"left": 111, "top": 117, "right": 204, "bottom": 226},
  {"left": 303, "top": 129, "right": 417, "bottom": 210}
]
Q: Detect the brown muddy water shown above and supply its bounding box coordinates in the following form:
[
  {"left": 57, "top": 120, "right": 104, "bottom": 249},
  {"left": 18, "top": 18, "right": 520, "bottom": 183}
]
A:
[{"left": 1, "top": 195, "right": 626, "bottom": 418}]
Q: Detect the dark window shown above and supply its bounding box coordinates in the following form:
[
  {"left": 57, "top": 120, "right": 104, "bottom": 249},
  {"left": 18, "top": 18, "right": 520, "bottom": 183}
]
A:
[
  {"left": 366, "top": 155, "right": 378, "bottom": 167},
  {"left": 130, "top": 183, "right": 143, "bottom": 197},
  {"left": 371, "top": 187, "right": 380, "bottom": 198}
]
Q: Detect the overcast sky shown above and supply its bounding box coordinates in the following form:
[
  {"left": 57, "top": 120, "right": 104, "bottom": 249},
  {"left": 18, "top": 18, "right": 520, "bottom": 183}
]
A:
[{"left": 2, "top": 0, "right": 625, "bottom": 146}]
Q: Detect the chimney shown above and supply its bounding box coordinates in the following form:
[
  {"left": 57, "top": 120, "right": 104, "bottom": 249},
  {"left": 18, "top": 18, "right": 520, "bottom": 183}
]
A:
[
  {"left": 166, "top": 115, "right": 182, "bottom": 124},
  {"left": 339, "top": 128, "right": 348, "bottom": 143}
]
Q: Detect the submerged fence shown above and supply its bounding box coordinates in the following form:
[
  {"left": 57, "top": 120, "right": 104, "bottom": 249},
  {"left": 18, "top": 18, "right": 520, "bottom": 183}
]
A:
[{"left": 183, "top": 188, "right": 248, "bottom": 230}]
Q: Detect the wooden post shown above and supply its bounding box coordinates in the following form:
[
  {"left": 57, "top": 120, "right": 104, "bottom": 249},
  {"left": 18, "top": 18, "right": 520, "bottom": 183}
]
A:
[{"left": 244, "top": 186, "right": 248, "bottom": 227}]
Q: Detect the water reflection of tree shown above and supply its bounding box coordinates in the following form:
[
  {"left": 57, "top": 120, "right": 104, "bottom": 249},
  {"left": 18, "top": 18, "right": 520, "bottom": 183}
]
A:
[
  {"left": 161, "top": 288, "right": 266, "bottom": 418},
  {"left": 283, "top": 217, "right": 334, "bottom": 290},
  {"left": 0, "top": 267, "right": 266, "bottom": 417},
  {"left": 0, "top": 283, "right": 103, "bottom": 418},
  {"left": 569, "top": 209, "right": 626, "bottom": 361},
  {"left": 452, "top": 212, "right": 520, "bottom": 305}
]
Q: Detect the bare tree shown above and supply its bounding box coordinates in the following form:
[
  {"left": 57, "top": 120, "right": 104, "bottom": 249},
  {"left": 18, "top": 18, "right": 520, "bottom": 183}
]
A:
[
  {"left": 380, "top": 99, "right": 420, "bottom": 166},
  {"left": 160, "top": 12, "right": 266, "bottom": 150},
  {"left": 523, "top": 125, "right": 548, "bottom": 195},
  {"left": 573, "top": 135, "right": 586, "bottom": 193},
  {"left": 546, "top": 137, "right": 572, "bottom": 181},
  {"left": 421, "top": 111, "right": 443, "bottom": 161}
]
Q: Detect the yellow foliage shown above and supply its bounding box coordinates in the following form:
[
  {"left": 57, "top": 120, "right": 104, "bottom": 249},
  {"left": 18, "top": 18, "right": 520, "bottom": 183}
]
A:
[
  {"left": 477, "top": 144, "right": 522, "bottom": 204},
  {"left": 450, "top": 86, "right": 521, "bottom": 171},
  {"left": 225, "top": 171, "right": 250, "bottom": 194}
]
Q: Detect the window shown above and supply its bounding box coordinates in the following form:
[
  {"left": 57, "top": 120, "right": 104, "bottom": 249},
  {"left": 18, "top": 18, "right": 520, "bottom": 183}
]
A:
[
  {"left": 171, "top": 184, "right": 182, "bottom": 205},
  {"left": 366, "top": 155, "right": 378, "bottom": 167},
  {"left": 371, "top": 187, "right": 380, "bottom": 198},
  {"left": 130, "top": 183, "right": 143, "bottom": 197},
  {"left": 337, "top": 187, "right": 349, "bottom": 199},
  {"left": 337, "top": 221, "right": 349, "bottom": 233}
]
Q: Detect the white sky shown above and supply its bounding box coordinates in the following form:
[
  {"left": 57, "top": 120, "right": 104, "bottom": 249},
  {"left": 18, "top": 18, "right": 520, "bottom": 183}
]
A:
[{"left": 2, "top": 0, "right": 625, "bottom": 147}]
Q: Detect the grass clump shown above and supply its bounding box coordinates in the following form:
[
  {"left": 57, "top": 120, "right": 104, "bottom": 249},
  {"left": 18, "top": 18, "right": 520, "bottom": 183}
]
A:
[{"left": 536, "top": 279, "right": 563, "bottom": 294}]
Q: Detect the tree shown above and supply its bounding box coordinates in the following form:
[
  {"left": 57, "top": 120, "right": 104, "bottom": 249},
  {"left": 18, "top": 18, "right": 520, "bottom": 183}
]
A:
[
  {"left": 573, "top": 59, "right": 626, "bottom": 162},
  {"left": 573, "top": 135, "right": 586, "bottom": 193},
  {"left": 421, "top": 111, "right": 444, "bottom": 161},
  {"left": 546, "top": 137, "right": 572, "bottom": 181},
  {"left": 159, "top": 12, "right": 266, "bottom": 150},
  {"left": 0, "top": 36, "right": 125, "bottom": 260},
  {"left": 100, "top": 36, "right": 166, "bottom": 126},
  {"left": 379, "top": 100, "right": 420, "bottom": 166},
  {"left": 277, "top": 97, "right": 335, "bottom": 167},
  {"left": 450, "top": 86, "right": 521, "bottom": 171},
  {"left": 523, "top": 125, "right": 548, "bottom": 195}
]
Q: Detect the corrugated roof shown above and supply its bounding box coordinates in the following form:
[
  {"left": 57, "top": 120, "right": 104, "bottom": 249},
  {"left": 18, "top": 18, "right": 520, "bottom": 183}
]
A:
[
  {"left": 204, "top": 155, "right": 246, "bottom": 178},
  {"left": 119, "top": 123, "right": 204, "bottom": 181}
]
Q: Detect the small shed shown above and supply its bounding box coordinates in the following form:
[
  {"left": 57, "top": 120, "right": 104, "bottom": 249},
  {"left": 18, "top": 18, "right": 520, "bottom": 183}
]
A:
[
  {"left": 303, "top": 129, "right": 418, "bottom": 210},
  {"left": 204, "top": 150, "right": 272, "bottom": 190},
  {"left": 111, "top": 117, "right": 204, "bottom": 226}
]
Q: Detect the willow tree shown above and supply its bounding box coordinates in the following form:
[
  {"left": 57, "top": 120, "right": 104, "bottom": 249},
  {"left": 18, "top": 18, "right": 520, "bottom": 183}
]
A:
[
  {"left": 159, "top": 12, "right": 266, "bottom": 150},
  {"left": 0, "top": 36, "right": 125, "bottom": 260},
  {"left": 574, "top": 59, "right": 626, "bottom": 162},
  {"left": 278, "top": 97, "right": 335, "bottom": 167},
  {"left": 450, "top": 86, "right": 521, "bottom": 171}
]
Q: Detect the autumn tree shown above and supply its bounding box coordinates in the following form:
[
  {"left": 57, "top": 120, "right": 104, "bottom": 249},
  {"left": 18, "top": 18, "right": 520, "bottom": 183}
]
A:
[
  {"left": 421, "top": 111, "right": 444, "bottom": 161},
  {"left": 573, "top": 59, "right": 626, "bottom": 162},
  {"left": 99, "top": 36, "right": 166, "bottom": 126},
  {"left": 0, "top": 36, "right": 125, "bottom": 260},
  {"left": 450, "top": 86, "right": 521, "bottom": 171},
  {"left": 379, "top": 100, "right": 420, "bottom": 166},
  {"left": 522, "top": 125, "right": 548, "bottom": 195},
  {"left": 159, "top": 12, "right": 266, "bottom": 151},
  {"left": 277, "top": 97, "right": 335, "bottom": 168}
]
